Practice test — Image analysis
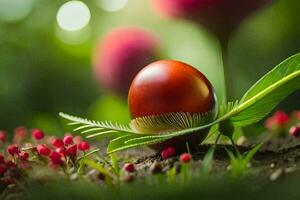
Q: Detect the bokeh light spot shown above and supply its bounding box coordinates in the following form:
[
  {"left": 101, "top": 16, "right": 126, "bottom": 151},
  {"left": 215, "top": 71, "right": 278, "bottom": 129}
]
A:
[
  {"left": 96, "top": 0, "right": 128, "bottom": 12},
  {"left": 56, "top": 26, "right": 91, "bottom": 45},
  {"left": 0, "top": 0, "right": 34, "bottom": 22},
  {"left": 56, "top": 1, "right": 91, "bottom": 31}
]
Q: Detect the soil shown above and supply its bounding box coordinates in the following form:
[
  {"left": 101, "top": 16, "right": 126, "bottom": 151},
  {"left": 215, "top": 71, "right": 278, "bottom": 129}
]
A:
[{"left": 121, "top": 136, "right": 300, "bottom": 181}]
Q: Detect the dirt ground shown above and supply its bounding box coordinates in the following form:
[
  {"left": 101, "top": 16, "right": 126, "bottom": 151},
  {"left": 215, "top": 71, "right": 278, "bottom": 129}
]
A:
[{"left": 120, "top": 136, "right": 300, "bottom": 181}]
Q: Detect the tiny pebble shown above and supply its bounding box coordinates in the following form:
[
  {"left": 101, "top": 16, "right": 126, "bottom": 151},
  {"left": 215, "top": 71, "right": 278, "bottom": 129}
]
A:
[
  {"left": 150, "top": 161, "right": 163, "bottom": 174},
  {"left": 246, "top": 163, "right": 252, "bottom": 168},
  {"left": 270, "top": 169, "right": 284, "bottom": 181},
  {"left": 226, "top": 165, "right": 232, "bottom": 171},
  {"left": 270, "top": 163, "right": 276, "bottom": 169}
]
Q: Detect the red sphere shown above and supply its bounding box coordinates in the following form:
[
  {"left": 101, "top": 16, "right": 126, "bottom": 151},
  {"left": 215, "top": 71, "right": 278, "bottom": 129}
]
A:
[
  {"left": 63, "top": 135, "right": 73, "bottom": 145},
  {"left": 123, "top": 163, "right": 135, "bottom": 173},
  {"left": 49, "top": 151, "right": 63, "bottom": 165},
  {"left": 66, "top": 144, "right": 77, "bottom": 156},
  {"left": 128, "top": 60, "right": 217, "bottom": 151},
  {"left": 52, "top": 138, "right": 64, "bottom": 148},
  {"left": 0, "top": 131, "right": 6, "bottom": 143},
  {"left": 152, "top": 0, "right": 271, "bottom": 38},
  {"left": 36, "top": 144, "right": 51, "bottom": 156},
  {"left": 7, "top": 144, "right": 20, "bottom": 156},
  {"left": 180, "top": 153, "right": 192, "bottom": 163},
  {"left": 129, "top": 60, "right": 216, "bottom": 118},
  {"left": 93, "top": 27, "right": 160, "bottom": 97},
  {"left": 55, "top": 147, "right": 67, "bottom": 156},
  {"left": 161, "top": 146, "right": 176, "bottom": 159},
  {"left": 78, "top": 141, "right": 90, "bottom": 151},
  {"left": 290, "top": 125, "right": 300, "bottom": 138},
  {"left": 0, "top": 154, "right": 4, "bottom": 163},
  {"left": 19, "top": 151, "right": 29, "bottom": 161},
  {"left": 31, "top": 129, "right": 45, "bottom": 140}
]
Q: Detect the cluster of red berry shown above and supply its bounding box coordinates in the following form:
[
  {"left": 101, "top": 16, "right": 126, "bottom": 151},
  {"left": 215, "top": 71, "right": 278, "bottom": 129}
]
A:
[
  {"left": 0, "top": 127, "right": 91, "bottom": 190},
  {"left": 161, "top": 146, "right": 191, "bottom": 163},
  {"left": 265, "top": 110, "right": 300, "bottom": 137}
]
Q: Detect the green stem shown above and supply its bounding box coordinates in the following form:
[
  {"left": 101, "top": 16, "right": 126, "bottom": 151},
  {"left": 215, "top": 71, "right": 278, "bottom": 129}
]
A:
[
  {"left": 220, "top": 37, "right": 232, "bottom": 102},
  {"left": 229, "top": 137, "right": 241, "bottom": 158},
  {"left": 181, "top": 164, "right": 189, "bottom": 182},
  {"left": 214, "top": 134, "right": 221, "bottom": 146}
]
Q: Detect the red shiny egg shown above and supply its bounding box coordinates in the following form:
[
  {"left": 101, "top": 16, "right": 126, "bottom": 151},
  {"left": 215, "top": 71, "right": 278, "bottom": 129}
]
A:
[{"left": 128, "top": 60, "right": 217, "bottom": 152}]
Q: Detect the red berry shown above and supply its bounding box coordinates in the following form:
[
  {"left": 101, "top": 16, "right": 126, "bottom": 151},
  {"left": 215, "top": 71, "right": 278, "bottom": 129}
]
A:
[
  {"left": 0, "top": 165, "right": 7, "bottom": 175},
  {"left": 161, "top": 146, "right": 176, "bottom": 160},
  {"left": 36, "top": 144, "right": 51, "bottom": 156},
  {"left": 63, "top": 135, "right": 73, "bottom": 145},
  {"left": 19, "top": 151, "right": 29, "bottom": 161},
  {"left": 290, "top": 125, "right": 300, "bottom": 138},
  {"left": 49, "top": 151, "right": 63, "bottom": 165},
  {"left": 13, "top": 126, "right": 27, "bottom": 143},
  {"left": 0, "top": 131, "right": 7, "bottom": 143},
  {"left": 56, "top": 146, "right": 67, "bottom": 156},
  {"left": 31, "top": 129, "right": 45, "bottom": 140},
  {"left": 7, "top": 144, "right": 20, "bottom": 156},
  {"left": 123, "top": 163, "right": 135, "bottom": 173},
  {"left": 265, "top": 111, "right": 289, "bottom": 129},
  {"left": 6, "top": 160, "right": 17, "bottom": 168},
  {"left": 180, "top": 153, "right": 192, "bottom": 163},
  {"left": 275, "top": 111, "right": 289, "bottom": 125},
  {"left": 66, "top": 144, "right": 77, "bottom": 156},
  {"left": 93, "top": 27, "right": 160, "bottom": 96},
  {"left": 0, "top": 154, "right": 4, "bottom": 163},
  {"left": 78, "top": 141, "right": 90, "bottom": 151},
  {"left": 52, "top": 138, "right": 64, "bottom": 148}
]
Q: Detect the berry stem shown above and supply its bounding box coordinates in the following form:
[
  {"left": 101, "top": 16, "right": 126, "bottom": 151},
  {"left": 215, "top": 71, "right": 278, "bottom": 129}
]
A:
[
  {"left": 229, "top": 137, "right": 241, "bottom": 158},
  {"left": 215, "top": 134, "right": 221, "bottom": 146}
]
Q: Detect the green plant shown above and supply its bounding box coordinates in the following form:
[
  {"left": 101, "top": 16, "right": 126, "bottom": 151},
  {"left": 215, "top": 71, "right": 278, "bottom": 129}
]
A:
[
  {"left": 200, "top": 146, "right": 215, "bottom": 176},
  {"left": 60, "top": 53, "right": 300, "bottom": 153},
  {"left": 226, "top": 144, "right": 262, "bottom": 179}
]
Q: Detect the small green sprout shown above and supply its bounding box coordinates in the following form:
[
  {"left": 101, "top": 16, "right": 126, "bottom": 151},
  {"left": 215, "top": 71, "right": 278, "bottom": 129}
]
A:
[{"left": 226, "top": 144, "right": 262, "bottom": 179}]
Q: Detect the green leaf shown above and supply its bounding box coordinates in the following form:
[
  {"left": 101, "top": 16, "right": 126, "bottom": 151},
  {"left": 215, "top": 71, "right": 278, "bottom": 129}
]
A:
[
  {"left": 109, "top": 153, "right": 120, "bottom": 177},
  {"left": 107, "top": 135, "right": 142, "bottom": 154},
  {"left": 200, "top": 146, "right": 215, "bottom": 175},
  {"left": 242, "top": 143, "right": 262, "bottom": 166},
  {"left": 59, "top": 112, "right": 141, "bottom": 135},
  {"left": 107, "top": 122, "right": 216, "bottom": 153},
  {"left": 220, "top": 53, "right": 300, "bottom": 127},
  {"left": 77, "top": 149, "right": 100, "bottom": 162},
  {"left": 82, "top": 159, "right": 114, "bottom": 180}
]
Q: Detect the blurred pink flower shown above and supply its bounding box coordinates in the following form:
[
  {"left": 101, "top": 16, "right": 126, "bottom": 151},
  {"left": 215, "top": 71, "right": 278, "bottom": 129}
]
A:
[
  {"left": 93, "top": 27, "right": 160, "bottom": 96},
  {"left": 265, "top": 111, "right": 289, "bottom": 130},
  {"left": 152, "top": 0, "right": 271, "bottom": 39}
]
